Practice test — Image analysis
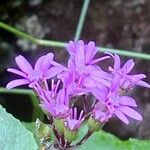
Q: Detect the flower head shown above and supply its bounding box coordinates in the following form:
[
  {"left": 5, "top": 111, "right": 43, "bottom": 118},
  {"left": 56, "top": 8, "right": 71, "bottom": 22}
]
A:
[
  {"left": 92, "top": 84, "right": 142, "bottom": 124},
  {"left": 40, "top": 80, "right": 69, "bottom": 119},
  {"left": 6, "top": 53, "right": 66, "bottom": 89},
  {"left": 66, "top": 40, "right": 110, "bottom": 70},
  {"left": 58, "top": 41, "right": 111, "bottom": 97},
  {"left": 108, "top": 53, "right": 150, "bottom": 90}
]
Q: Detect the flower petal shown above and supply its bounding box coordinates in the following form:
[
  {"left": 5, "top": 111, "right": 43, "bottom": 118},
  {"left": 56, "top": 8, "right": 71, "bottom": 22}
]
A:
[
  {"left": 15, "top": 55, "right": 33, "bottom": 74},
  {"left": 7, "top": 68, "right": 27, "bottom": 78},
  {"left": 114, "top": 54, "right": 121, "bottom": 70},
  {"left": 34, "top": 55, "right": 45, "bottom": 71},
  {"left": 122, "top": 59, "right": 134, "bottom": 73},
  {"left": 120, "top": 106, "right": 142, "bottom": 121},
  {"left": 85, "top": 41, "right": 96, "bottom": 64},
  {"left": 90, "top": 88, "right": 107, "bottom": 101},
  {"left": 136, "top": 80, "right": 150, "bottom": 88},
  {"left": 6, "top": 79, "right": 30, "bottom": 89},
  {"left": 45, "top": 66, "right": 65, "bottom": 79},
  {"left": 90, "top": 56, "right": 110, "bottom": 64},
  {"left": 65, "top": 41, "right": 75, "bottom": 55},
  {"left": 114, "top": 109, "right": 129, "bottom": 124},
  {"left": 119, "top": 96, "right": 137, "bottom": 107},
  {"left": 42, "top": 53, "right": 54, "bottom": 71},
  {"left": 75, "top": 45, "right": 85, "bottom": 71}
]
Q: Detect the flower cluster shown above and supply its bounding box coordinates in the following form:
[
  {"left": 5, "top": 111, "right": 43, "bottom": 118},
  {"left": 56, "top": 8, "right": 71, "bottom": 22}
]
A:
[{"left": 7, "top": 40, "right": 150, "bottom": 149}]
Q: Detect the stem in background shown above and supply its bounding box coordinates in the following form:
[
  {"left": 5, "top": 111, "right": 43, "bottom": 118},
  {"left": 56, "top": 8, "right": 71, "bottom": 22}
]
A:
[
  {"left": 0, "top": 87, "right": 32, "bottom": 94},
  {"left": 74, "top": 0, "right": 90, "bottom": 41},
  {"left": 0, "top": 22, "right": 65, "bottom": 48},
  {"left": 0, "top": 21, "right": 150, "bottom": 60}
]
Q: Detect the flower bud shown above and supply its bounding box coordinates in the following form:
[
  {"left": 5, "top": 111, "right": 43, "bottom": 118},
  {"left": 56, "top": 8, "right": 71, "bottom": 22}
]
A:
[
  {"left": 64, "top": 127, "right": 77, "bottom": 142},
  {"left": 87, "top": 116, "right": 104, "bottom": 133},
  {"left": 36, "top": 118, "right": 51, "bottom": 142},
  {"left": 53, "top": 118, "right": 65, "bottom": 133}
]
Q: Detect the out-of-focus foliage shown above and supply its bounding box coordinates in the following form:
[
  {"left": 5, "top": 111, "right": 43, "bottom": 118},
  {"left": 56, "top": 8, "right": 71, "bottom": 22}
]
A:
[{"left": 78, "top": 130, "right": 150, "bottom": 150}]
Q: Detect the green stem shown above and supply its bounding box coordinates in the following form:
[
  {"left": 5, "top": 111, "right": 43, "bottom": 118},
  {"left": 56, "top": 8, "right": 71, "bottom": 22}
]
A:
[
  {"left": 0, "top": 21, "right": 150, "bottom": 60},
  {"left": 74, "top": 0, "right": 90, "bottom": 41},
  {"left": 0, "top": 22, "right": 65, "bottom": 48},
  {"left": 0, "top": 87, "right": 32, "bottom": 94},
  {"left": 99, "top": 47, "right": 150, "bottom": 60}
]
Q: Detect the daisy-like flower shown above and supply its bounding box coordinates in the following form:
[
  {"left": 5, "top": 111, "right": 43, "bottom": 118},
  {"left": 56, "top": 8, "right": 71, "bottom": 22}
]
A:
[
  {"left": 40, "top": 80, "right": 69, "bottom": 119},
  {"left": 108, "top": 53, "right": 150, "bottom": 90},
  {"left": 66, "top": 40, "right": 110, "bottom": 72},
  {"left": 58, "top": 41, "right": 111, "bottom": 97},
  {"left": 6, "top": 53, "right": 66, "bottom": 89},
  {"left": 92, "top": 85, "right": 142, "bottom": 124}
]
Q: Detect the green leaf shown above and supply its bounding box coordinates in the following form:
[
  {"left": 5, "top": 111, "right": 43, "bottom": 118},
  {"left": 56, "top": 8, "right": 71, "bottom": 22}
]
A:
[
  {"left": 71, "top": 124, "right": 89, "bottom": 146},
  {"left": 78, "top": 130, "right": 150, "bottom": 150},
  {"left": 0, "top": 105, "right": 38, "bottom": 150},
  {"left": 22, "top": 122, "right": 40, "bottom": 146}
]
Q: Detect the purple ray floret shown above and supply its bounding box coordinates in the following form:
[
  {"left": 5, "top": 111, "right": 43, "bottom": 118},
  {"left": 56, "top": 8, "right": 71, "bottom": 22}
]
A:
[{"left": 6, "top": 53, "right": 66, "bottom": 89}]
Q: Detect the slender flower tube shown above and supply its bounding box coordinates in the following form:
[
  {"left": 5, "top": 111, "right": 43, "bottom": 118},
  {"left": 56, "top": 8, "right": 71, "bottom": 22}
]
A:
[{"left": 64, "top": 108, "right": 84, "bottom": 142}]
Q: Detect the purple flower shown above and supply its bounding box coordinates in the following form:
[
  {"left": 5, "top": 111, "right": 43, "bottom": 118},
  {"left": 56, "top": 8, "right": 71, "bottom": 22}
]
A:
[
  {"left": 6, "top": 53, "right": 66, "bottom": 89},
  {"left": 66, "top": 40, "right": 110, "bottom": 70},
  {"left": 59, "top": 40, "right": 112, "bottom": 97},
  {"left": 40, "top": 80, "right": 69, "bottom": 119},
  {"left": 108, "top": 53, "right": 150, "bottom": 90},
  {"left": 92, "top": 87, "right": 142, "bottom": 124},
  {"left": 65, "top": 108, "right": 84, "bottom": 131},
  {"left": 58, "top": 59, "right": 111, "bottom": 97}
]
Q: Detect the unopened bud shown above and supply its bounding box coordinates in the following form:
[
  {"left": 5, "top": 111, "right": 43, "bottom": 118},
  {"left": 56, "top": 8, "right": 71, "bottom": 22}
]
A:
[
  {"left": 53, "top": 118, "right": 64, "bottom": 133},
  {"left": 87, "top": 116, "right": 104, "bottom": 133},
  {"left": 64, "top": 127, "right": 77, "bottom": 142}
]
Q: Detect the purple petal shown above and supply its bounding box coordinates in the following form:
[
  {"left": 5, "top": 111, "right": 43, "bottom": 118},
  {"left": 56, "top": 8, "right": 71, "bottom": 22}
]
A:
[
  {"left": 115, "top": 109, "right": 129, "bottom": 124},
  {"left": 45, "top": 66, "right": 65, "bottom": 79},
  {"left": 128, "top": 74, "right": 146, "bottom": 81},
  {"left": 120, "top": 106, "right": 142, "bottom": 121},
  {"left": 85, "top": 41, "right": 96, "bottom": 64},
  {"left": 87, "top": 66, "right": 111, "bottom": 80},
  {"left": 75, "top": 45, "right": 85, "bottom": 71},
  {"left": 67, "top": 119, "right": 79, "bottom": 130},
  {"left": 90, "top": 56, "right": 110, "bottom": 65},
  {"left": 15, "top": 55, "right": 33, "bottom": 74},
  {"left": 136, "top": 80, "right": 150, "bottom": 88},
  {"left": 83, "top": 78, "right": 97, "bottom": 87},
  {"left": 119, "top": 96, "right": 137, "bottom": 107},
  {"left": 90, "top": 88, "right": 107, "bottom": 101},
  {"left": 91, "top": 75, "right": 111, "bottom": 87},
  {"left": 122, "top": 59, "right": 134, "bottom": 73},
  {"left": 34, "top": 55, "right": 45, "bottom": 71},
  {"left": 42, "top": 53, "right": 54, "bottom": 71},
  {"left": 7, "top": 68, "right": 27, "bottom": 78},
  {"left": 6, "top": 79, "right": 30, "bottom": 89},
  {"left": 111, "top": 74, "right": 121, "bottom": 92},
  {"left": 65, "top": 41, "right": 75, "bottom": 55},
  {"left": 114, "top": 54, "right": 121, "bottom": 70}
]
